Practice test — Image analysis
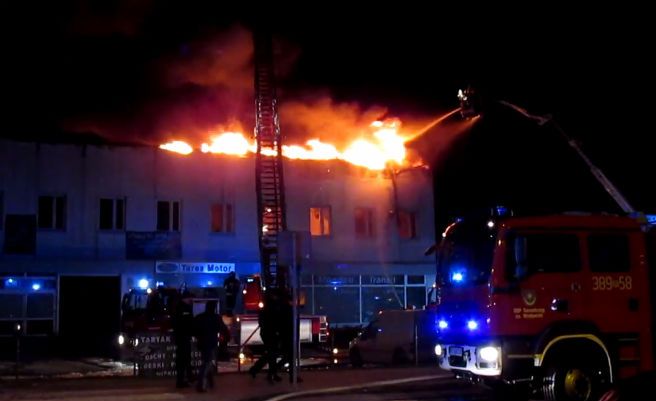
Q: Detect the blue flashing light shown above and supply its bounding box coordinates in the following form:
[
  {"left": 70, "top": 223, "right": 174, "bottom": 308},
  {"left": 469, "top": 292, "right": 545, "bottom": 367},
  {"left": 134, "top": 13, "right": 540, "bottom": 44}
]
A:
[
  {"left": 495, "top": 206, "right": 508, "bottom": 216},
  {"left": 451, "top": 272, "right": 464, "bottom": 283},
  {"left": 31, "top": 283, "right": 41, "bottom": 291},
  {"left": 333, "top": 286, "right": 338, "bottom": 291},
  {"left": 646, "top": 215, "right": 656, "bottom": 226},
  {"left": 5, "top": 278, "right": 18, "bottom": 288},
  {"left": 207, "top": 280, "right": 214, "bottom": 286},
  {"left": 467, "top": 320, "right": 478, "bottom": 330},
  {"left": 138, "top": 279, "right": 149, "bottom": 290},
  {"left": 155, "top": 281, "right": 164, "bottom": 288},
  {"left": 438, "top": 320, "right": 448, "bottom": 330}
]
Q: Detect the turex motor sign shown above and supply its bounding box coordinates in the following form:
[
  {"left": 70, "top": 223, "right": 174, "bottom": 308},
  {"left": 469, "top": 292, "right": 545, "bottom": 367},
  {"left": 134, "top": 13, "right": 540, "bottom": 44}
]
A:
[{"left": 155, "top": 262, "right": 236, "bottom": 274}]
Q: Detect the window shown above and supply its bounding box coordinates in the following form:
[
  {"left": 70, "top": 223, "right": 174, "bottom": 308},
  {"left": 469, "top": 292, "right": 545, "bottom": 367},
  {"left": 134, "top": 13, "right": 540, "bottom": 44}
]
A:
[
  {"left": 354, "top": 207, "right": 375, "bottom": 238},
  {"left": 398, "top": 210, "right": 417, "bottom": 239},
  {"left": 406, "top": 287, "right": 427, "bottom": 310},
  {"left": 407, "top": 275, "right": 425, "bottom": 285},
  {"left": 361, "top": 287, "right": 405, "bottom": 323},
  {"left": 310, "top": 206, "right": 331, "bottom": 236},
  {"left": 38, "top": 196, "right": 66, "bottom": 230},
  {"left": 315, "top": 287, "right": 359, "bottom": 324},
  {"left": 211, "top": 203, "right": 234, "bottom": 233},
  {"left": 156, "top": 201, "right": 180, "bottom": 231},
  {"left": 508, "top": 233, "right": 581, "bottom": 278},
  {"left": 99, "top": 198, "right": 125, "bottom": 230},
  {"left": 589, "top": 234, "right": 630, "bottom": 272}
]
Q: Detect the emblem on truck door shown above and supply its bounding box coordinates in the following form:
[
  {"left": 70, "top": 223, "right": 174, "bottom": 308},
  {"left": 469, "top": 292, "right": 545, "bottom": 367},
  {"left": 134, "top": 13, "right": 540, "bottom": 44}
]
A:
[{"left": 522, "top": 289, "right": 537, "bottom": 306}]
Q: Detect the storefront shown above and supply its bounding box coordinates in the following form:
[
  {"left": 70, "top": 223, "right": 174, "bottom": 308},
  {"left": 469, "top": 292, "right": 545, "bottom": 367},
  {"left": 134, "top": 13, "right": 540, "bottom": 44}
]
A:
[{"left": 300, "top": 273, "right": 435, "bottom": 326}]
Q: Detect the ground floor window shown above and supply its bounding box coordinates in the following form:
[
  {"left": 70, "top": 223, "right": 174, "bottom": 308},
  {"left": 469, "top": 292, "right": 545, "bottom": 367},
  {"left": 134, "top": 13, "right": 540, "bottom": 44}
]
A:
[
  {"left": 299, "top": 273, "right": 430, "bottom": 326},
  {"left": 0, "top": 275, "right": 57, "bottom": 336},
  {"left": 314, "top": 287, "right": 360, "bottom": 324}
]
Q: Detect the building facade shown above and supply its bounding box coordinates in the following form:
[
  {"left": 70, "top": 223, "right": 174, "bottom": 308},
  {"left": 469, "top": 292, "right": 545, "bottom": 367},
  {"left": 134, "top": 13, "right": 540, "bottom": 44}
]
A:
[{"left": 0, "top": 139, "right": 436, "bottom": 336}]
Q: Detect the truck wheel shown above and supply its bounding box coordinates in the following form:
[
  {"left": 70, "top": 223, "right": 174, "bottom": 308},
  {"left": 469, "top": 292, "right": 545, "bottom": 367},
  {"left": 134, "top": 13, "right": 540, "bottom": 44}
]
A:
[
  {"left": 542, "top": 362, "right": 607, "bottom": 401},
  {"left": 349, "top": 347, "right": 363, "bottom": 368}
]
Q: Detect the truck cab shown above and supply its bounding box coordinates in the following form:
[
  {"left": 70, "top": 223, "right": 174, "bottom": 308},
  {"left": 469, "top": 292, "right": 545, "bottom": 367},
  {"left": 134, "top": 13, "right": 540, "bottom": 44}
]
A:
[{"left": 435, "top": 214, "right": 653, "bottom": 401}]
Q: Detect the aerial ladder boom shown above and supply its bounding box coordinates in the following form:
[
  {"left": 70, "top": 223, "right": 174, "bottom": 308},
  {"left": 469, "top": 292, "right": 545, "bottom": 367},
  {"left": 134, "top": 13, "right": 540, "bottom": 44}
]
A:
[
  {"left": 498, "top": 100, "right": 636, "bottom": 214},
  {"left": 458, "top": 88, "right": 636, "bottom": 214}
]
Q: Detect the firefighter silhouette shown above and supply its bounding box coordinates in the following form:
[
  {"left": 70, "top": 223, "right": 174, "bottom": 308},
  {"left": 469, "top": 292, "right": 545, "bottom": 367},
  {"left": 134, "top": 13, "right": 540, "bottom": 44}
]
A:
[
  {"left": 173, "top": 290, "right": 193, "bottom": 388},
  {"left": 193, "top": 300, "right": 229, "bottom": 392},
  {"left": 223, "top": 272, "right": 240, "bottom": 315}
]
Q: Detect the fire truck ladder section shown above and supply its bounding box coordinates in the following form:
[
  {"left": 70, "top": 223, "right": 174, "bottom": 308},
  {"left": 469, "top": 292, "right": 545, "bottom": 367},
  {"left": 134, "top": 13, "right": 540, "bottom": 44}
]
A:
[{"left": 254, "top": 29, "right": 287, "bottom": 289}]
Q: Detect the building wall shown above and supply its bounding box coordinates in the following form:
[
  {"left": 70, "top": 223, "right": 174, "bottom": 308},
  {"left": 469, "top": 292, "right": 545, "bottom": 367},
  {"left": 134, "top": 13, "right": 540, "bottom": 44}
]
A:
[{"left": 0, "top": 140, "right": 436, "bottom": 329}]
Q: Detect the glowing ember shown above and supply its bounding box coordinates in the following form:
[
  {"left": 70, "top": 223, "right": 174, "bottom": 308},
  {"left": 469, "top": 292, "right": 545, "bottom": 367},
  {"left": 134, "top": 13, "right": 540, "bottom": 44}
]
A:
[
  {"left": 159, "top": 141, "right": 193, "bottom": 155},
  {"left": 161, "top": 119, "right": 416, "bottom": 170}
]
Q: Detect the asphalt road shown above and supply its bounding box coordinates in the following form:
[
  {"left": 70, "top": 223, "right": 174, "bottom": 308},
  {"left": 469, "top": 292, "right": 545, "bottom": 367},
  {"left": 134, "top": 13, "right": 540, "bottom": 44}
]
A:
[
  {"left": 0, "top": 366, "right": 501, "bottom": 401},
  {"left": 260, "top": 376, "right": 493, "bottom": 401}
]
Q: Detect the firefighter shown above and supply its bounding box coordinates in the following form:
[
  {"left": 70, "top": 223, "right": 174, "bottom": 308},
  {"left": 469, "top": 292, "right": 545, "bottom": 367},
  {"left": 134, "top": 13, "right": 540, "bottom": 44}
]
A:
[
  {"left": 193, "top": 300, "right": 227, "bottom": 392},
  {"left": 248, "top": 289, "right": 282, "bottom": 383},
  {"left": 223, "top": 272, "right": 240, "bottom": 316},
  {"left": 173, "top": 290, "right": 194, "bottom": 388}
]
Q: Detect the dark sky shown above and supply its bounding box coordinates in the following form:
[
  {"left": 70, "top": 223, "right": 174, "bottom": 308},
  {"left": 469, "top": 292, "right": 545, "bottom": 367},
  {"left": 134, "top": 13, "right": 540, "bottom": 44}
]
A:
[{"left": 1, "top": 1, "right": 654, "bottom": 217}]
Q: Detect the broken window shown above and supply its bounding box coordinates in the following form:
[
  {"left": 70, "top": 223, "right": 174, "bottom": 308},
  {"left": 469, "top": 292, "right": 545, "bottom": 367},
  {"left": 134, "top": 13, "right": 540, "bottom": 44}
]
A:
[
  {"left": 211, "top": 203, "right": 234, "bottom": 233},
  {"left": 310, "top": 206, "right": 331, "bottom": 236},
  {"left": 354, "top": 207, "right": 375, "bottom": 238}
]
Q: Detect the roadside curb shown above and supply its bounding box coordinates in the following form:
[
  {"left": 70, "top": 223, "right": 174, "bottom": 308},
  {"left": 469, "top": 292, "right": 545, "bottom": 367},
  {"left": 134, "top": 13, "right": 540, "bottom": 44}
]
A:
[{"left": 261, "top": 373, "right": 451, "bottom": 401}]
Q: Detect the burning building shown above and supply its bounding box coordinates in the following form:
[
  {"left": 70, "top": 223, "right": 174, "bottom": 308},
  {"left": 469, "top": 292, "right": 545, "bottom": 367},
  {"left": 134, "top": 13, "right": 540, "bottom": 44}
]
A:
[{"left": 0, "top": 136, "right": 434, "bottom": 347}]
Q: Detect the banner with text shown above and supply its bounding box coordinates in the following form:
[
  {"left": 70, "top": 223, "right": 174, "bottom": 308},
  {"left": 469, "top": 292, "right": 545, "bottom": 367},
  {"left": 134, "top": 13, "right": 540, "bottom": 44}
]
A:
[{"left": 156, "top": 261, "right": 236, "bottom": 274}]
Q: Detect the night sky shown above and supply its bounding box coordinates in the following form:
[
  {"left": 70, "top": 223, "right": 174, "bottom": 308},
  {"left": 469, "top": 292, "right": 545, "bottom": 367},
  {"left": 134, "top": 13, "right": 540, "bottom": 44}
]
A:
[{"left": 2, "top": 2, "right": 654, "bottom": 225}]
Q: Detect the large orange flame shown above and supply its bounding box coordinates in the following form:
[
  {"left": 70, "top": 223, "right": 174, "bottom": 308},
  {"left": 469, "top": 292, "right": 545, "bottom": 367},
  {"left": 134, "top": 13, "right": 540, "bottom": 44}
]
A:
[
  {"left": 161, "top": 119, "right": 415, "bottom": 170},
  {"left": 159, "top": 141, "right": 194, "bottom": 155}
]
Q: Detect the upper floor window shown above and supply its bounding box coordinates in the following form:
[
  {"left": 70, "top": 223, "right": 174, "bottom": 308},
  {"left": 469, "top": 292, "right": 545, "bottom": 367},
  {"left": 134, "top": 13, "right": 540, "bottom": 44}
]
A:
[
  {"left": 211, "top": 203, "right": 234, "bottom": 233},
  {"left": 397, "top": 210, "right": 417, "bottom": 239},
  {"left": 354, "top": 207, "right": 375, "bottom": 238},
  {"left": 38, "top": 195, "right": 66, "bottom": 230},
  {"left": 157, "top": 200, "right": 180, "bottom": 232},
  {"left": 310, "top": 206, "right": 331, "bottom": 237},
  {"left": 99, "top": 198, "right": 126, "bottom": 231}
]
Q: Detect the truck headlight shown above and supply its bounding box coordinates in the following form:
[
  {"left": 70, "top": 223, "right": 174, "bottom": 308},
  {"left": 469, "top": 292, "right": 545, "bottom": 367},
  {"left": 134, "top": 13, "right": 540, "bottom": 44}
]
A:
[
  {"left": 118, "top": 334, "right": 125, "bottom": 346},
  {"left": 434, "top": 344, "right": 443, "bottom": 356},
  {"left": 479, "top": 346, "right": 499, "bottom": 362}
]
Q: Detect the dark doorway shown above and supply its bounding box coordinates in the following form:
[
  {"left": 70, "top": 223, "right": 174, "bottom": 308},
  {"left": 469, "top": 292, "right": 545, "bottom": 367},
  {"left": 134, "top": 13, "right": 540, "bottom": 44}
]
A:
[{"left": 59, "top": 276, "right": 121, "bottom": 357}]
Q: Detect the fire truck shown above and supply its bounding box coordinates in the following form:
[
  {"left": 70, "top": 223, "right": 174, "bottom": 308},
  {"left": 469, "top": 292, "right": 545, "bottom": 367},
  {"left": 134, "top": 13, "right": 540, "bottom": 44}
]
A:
[
  {"left": 432, "top": 92, "right": 656, "bottom": 400},
  {"left": 231, "top": 275, "right": 329, "bottom": 348},
  {"left": 116, "top": 274, "right": 328, "bottom": 359},
  {"left": 433, "top": 211, "right": 654, "bottom": 400}
]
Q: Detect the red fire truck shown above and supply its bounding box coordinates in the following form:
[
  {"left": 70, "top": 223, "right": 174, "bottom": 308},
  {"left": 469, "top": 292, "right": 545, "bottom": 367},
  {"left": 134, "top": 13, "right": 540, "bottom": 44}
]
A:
[
  {"left": 234, "top": 275, "right": 329, "bottom": 347},
  {"left": 117, "top": 274, "right": 328, "bottom": 359},
  {"left": 433, "top": 211, "right": 654, "bottom": 400}
]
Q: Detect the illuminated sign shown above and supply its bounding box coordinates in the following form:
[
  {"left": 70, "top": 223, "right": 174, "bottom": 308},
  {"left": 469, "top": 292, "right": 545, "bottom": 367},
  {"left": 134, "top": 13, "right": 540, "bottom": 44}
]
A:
[{"left": 155, "top": 261, "right": 235, "bottom": 274}]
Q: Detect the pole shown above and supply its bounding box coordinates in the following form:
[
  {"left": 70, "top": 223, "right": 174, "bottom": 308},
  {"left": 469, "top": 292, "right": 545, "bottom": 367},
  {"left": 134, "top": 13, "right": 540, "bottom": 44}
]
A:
[
  {"left": 15, "top": 333, "right": 20, "bottom": 379},
  {"left": 291, "top": 232, "right": 299, "bottom": 386}
]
